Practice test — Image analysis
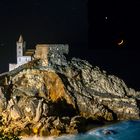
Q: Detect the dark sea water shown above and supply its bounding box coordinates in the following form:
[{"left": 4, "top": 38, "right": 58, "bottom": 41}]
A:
[{"left": 23, "top": 120, "right": 140, "bottom": 140}]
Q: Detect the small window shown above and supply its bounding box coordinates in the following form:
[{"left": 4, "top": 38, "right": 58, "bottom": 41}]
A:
[
  {"left": 19, "top": 51, "right": 21, "bottom": 54},
  {"left": 19, "top": 46, "right": 21, "bottom": 49}
]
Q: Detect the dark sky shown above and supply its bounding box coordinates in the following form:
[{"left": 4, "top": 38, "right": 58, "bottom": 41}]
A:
[
  {"left": 0, "top": 0, "right": 88, "bottom": 70},
  {"left": 89, "top": 0, "right": 140, "bottom": 90},
  {"left": 0, "top": 0, "right": 140, "bottom": 90}
]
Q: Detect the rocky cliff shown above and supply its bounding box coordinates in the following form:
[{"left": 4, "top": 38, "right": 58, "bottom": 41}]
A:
[{"left": 0, "top": 49, "right": 140, "bottom": 137}]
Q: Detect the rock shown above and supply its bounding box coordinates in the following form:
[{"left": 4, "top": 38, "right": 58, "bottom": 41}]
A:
[
  {"left": 10, "top": 105, "right": 22, "bottom": 120},
  {"left": 0, "top": 86, "right": 7, "bottom": 114},
  {"left": 32, "top": 122, "right": 42, "bottom": 134},
  {"left": 39, "top": 126, "right": 50, "bottom": 137},
  {"left": 50, "top": 128, "right": 61, "bottom": 136},
  {"left": 61, "top": 116, "right": 71, "bottom": 125},
  {"left": 19, "top": 127, "right": 31, "bottom": 137},
  {"left": 34, "top": 99, "right": 43, "bottom": 122},
  {"left": 42, "top": 102, "right": 49, "bottom": 116},
  {"left": 66, "top": 127, "right": 78, "bottom": 134},
  {"left": 52, "top": 117, "right": 65, "bottom": 130},
  {"left": 0, "top": 50, "right": 140, "bottom": 137},
  {"left": 102, "top": 129, "right": 117, "bottom": 135},
  {"left": 69, "top": 116, "right": 87, "bottom": 133},
  {"left": 24, "top": 98, "right": 37, "bottom": 121}
]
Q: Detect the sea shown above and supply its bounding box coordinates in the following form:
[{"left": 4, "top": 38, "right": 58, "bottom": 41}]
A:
[{"left": 22, "top": 120, "right": 140, "bottom": 140}]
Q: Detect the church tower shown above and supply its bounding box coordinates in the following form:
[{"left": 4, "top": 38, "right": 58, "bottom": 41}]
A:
[
  {"left": 16, "top": 35, "right": 26, "bottom": 63},
  {"left": 9, "top": 35, "right": 33, "bottom": 71},
  {"left": 16, "top": 35, "right": 26, "bottom": 57}
]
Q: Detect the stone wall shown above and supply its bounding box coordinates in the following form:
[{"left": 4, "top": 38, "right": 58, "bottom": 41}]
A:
[
  {"left": 34, "top": 44, "right": 49, "bottom": 60},
  {"left": 48, "top": 44, "right": 69, "bottom": 55},
  {"left": 34, "top": 44, "right": 69, "bottom": 66},
  {"left": 34, "top": 44, "right": 69, "bottom": 60}
]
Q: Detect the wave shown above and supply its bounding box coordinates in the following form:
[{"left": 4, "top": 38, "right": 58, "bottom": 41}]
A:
[{"left": 87, "top": 120, "right": 140, "bottom": 140}]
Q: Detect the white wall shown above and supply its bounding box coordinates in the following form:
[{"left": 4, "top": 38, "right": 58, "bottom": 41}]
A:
[
  {"left": 17, "top": 56, "right": 31, "bottom": 64},
  {"left": 9, "top": 64, "right": 20, "bottom": 71},
  {"left": 9, "top": 56, "right": 32, "bottom": 71}
]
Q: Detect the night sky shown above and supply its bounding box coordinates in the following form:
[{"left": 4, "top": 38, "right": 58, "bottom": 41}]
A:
[
  {"left": 89, "top": 0, "right": 140, "bottom": 90},
  {"left": 0, "top": 0, "right": 140, "bottom": 90}
]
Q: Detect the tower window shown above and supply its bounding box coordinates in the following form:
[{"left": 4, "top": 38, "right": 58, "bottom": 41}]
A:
[
  {"left": 19, "top": 46, "right": 21, "bottom": 49},
  {"left": 19, "top": 51, "right": 21, "bottom": 54}
]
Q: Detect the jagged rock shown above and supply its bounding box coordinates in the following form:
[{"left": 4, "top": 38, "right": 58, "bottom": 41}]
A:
[
  {"left": 0, "top": 87, "right": 6, "bottom": 114},
  {"left": 0, "top": 52, "right": 139, "bottom": 137},
  {"left": 69, "top": 116, "right": 87, "bottom": 133},
  {"left": 102, "top": 129, "right": 117, "bottom": 135},
  {"left": 39, "top": 126, "right": 50, "bottom": 137},
  {"left": 10, "top": 104, "right": 22, "bottom": 120}
]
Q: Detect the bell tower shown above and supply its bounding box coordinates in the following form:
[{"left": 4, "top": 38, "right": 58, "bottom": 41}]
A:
[
  {"left": 16, "top": 35, "right": 26, "bottom": 57},
  {"left": 16, "top": 35, "right": 26, "bottom": 64}
]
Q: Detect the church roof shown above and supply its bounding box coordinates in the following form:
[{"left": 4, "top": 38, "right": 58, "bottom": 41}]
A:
[
  {"left": 24, "top": 49, "right": 35, "bottom": 56},
  {"left": 18, "top": 35, "right": 24, "bottom": 43}
]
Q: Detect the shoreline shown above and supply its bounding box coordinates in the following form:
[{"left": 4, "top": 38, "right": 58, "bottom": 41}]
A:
[
  {"left": 1, "top": 120, "right": 140, "bottom": 139},
  {"left": 20, "top": 120, "right": 122, "bottom": 140}
]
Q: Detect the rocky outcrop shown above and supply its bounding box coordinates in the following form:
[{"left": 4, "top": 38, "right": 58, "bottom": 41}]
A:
[{"left": 0, "top": 51, "right": 140, "bottom": 137}]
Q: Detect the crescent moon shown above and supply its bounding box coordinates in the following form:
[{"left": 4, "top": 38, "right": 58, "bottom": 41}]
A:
[{"left": 118, "top": 40, "right": 124, "bottom": 45}]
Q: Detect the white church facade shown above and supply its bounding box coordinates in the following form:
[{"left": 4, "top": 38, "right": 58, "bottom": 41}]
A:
[{"left": 9, "top": 35, "right": 33, "bottom": 71}]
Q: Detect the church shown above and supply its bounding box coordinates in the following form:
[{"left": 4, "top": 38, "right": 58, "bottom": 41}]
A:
[
  {"left": 9, "top": 35, "right": 34, "bottom": 71},
  {"left": 9, "top": 35, "right": 69, "bottom": 71}
]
